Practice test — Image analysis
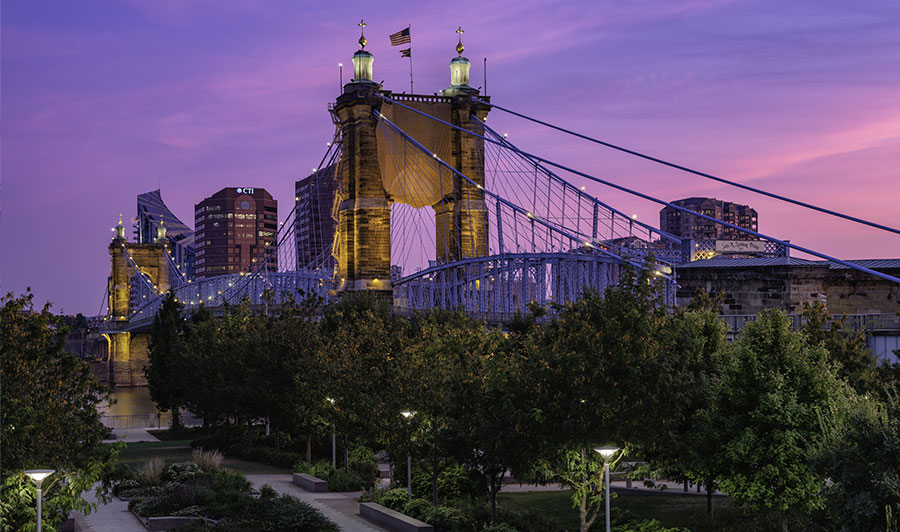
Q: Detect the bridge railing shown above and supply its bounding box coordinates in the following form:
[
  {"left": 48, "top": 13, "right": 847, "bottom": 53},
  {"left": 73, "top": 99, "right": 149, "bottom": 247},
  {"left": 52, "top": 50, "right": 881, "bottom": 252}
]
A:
[
  {"left": 102, "top": 412, "right": 204, "bottom": 430},
  {"left": 720, "top": 313, "right": 900, "bottom": 333}
]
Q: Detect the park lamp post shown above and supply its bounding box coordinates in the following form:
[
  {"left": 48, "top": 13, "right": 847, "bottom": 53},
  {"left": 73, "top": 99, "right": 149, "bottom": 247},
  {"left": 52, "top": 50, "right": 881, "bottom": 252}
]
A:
[
  {"left": 25, "top": 469, "right": 55, "bottom": 532},
  {"left": 594, "top": 446, "right": 619, "bottom": 532},
  {"left": 401, "top": 410, "right": 416, "bottom": 501},
  {"left": 326, "top": 397, "right": 336, "bottom": 470}
]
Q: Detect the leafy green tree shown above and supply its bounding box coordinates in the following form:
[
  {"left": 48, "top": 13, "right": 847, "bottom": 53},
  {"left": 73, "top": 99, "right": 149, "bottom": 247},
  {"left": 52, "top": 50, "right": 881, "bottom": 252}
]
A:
[
  {"left": 318, "top": 293, "right": 409, "bottom": 471},
  {"left": 401, "top": 309, "right": 501, "bottom": 506},
  {"left": 815, "top": 392, "right": 900, "bottom": 532},
  {"left": 146, "top": 291, "right": 191, "bottom": 429},
  {"left": 632, "top": 308, "right": 728, "bottom": 516},
  {"left": 522, "top": 265, "right": 670, "bottom": 531},
  {"left": 801, "top": 301, "right": 877, "bottom": 394},
  {"left": 710, "top": 309, "right": 849, "bottom": 531},
  {"left": 1, "top": 291, "right": 119, "bottom": 530}
]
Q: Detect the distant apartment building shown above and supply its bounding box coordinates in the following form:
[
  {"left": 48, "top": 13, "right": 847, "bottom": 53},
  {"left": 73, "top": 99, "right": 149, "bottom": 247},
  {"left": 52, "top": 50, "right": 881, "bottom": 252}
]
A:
[
  {"left": 294, "top": 164, "right": 337, "bottom": 270},
  {"left": 194, "top": 187, "right": 277, "bottom": 278},
  {"left": 660, "top": 197, "right": 758, "bottom": 241},
  {"left": 135, "top": 189, "right": 196, "bottom": 278}
]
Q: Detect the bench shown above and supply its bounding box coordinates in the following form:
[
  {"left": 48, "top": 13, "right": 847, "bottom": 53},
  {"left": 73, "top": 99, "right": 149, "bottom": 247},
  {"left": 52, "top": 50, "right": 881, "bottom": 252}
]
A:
[
  {"left": 359, "top": 502, "right": 433, "bottom": 532},
  {"left": 292, "top": 472, "right": 328, "bottom": 492}
]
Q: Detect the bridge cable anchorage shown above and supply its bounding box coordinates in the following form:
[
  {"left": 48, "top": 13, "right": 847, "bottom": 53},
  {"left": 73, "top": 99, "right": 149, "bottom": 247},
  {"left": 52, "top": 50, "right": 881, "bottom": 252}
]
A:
[
  {"left": 472, "top": 98, "right": 900, "bottom": 238},
  {"left": 373, "top": 109, "right": 655, "bottom": 275},
  {"left": 379, "top": 94, "right": 900, "bottom": 285}
]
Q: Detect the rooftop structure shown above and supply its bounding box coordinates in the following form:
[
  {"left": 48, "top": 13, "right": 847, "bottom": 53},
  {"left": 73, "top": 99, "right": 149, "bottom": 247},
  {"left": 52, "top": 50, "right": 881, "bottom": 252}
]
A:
[{"left": 135, "top": 190, "right": 195, "bottom": 278}]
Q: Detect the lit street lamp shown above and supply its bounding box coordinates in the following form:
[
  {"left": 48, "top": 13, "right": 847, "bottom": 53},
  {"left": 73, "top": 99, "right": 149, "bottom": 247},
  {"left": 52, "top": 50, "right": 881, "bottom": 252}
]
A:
[
  {"left": 25, "top": 469, "right": 55, "bottom": 532},
  {"left": 326, "top": 397, "right": 336, "bottom": 470},
  {"left": 401, "top": 410, "right": 416, "bottom": 501},
  {"left": 594, "top": 446, "right": 619, "bottom": 532}
]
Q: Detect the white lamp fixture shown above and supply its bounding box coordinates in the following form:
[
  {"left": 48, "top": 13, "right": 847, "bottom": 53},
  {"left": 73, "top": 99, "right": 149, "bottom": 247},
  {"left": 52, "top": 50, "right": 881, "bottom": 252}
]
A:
[
  {"left": 593, "top": 446, "right": 620, "bottom": 532},
  {"left": 594, "top": 446, "right": 619, "bottom": 459},
  {"left": 401, "top": 411, "right": 417, "bottom": 500},
  {"left": 25, "top": 470, "right": 55, "bottom": 532}
]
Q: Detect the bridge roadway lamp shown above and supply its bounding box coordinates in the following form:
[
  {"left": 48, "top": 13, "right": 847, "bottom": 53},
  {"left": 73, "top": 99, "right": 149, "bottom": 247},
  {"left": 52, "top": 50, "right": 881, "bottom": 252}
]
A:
[
  {"left": 401, "top": 411, "right": 417, "bottom": 501},
  {"left": 25, "top": 469, "right": 55, "bottom": 532},
  {"left": 593, "top": 446, "right": 619, "bottom": 532}
]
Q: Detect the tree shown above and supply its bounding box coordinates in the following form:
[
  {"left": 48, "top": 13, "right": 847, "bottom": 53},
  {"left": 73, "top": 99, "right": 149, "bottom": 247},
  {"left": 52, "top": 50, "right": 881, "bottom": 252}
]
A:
[
  {"left": 522, "top": 265, "right": 671, "bottom": 531},
  {"left": 318, "top": 293, "right": 409, "bottom": 472},
  {"left": 1, "top": 291, "right": 118, "bottom": 530},
  {"left": 632, "top": 307, "right": 728, "bottom": 516},
  {"left": 801, "top": 301, "right": 877, "bottom": 394},
  {"left": 815, "top": 392, "right": 900, "bottom": 532},
  {"left": 709, "top": 309, "right": 849, "bottom": 531},
  {"left": 146, "top": 291, "right": 190, "bottom": 429}
]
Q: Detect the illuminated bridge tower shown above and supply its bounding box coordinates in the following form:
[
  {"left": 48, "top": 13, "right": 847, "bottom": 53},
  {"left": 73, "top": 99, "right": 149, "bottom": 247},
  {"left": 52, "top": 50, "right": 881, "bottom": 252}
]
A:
[
  {"left": 333, "top": 24, "right": 490, "bottom": 297},
  {"left": 106, "top": 216, "right": 170, "bottom": 386},
  {"left": 436, "top": 27, "right": 490, "bottom": 262},
  {"left": 333, "top": 21, "right": 393, "bottom": 297}
]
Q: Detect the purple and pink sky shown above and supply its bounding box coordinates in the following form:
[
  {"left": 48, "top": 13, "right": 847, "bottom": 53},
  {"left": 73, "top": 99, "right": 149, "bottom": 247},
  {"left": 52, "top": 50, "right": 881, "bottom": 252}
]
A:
[{"left": 3, "top": 0, "right": 899, "bottom": 315}]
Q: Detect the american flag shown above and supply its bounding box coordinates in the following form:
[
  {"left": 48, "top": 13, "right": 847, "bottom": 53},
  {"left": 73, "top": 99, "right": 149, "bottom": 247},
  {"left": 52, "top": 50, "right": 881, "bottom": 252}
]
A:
[{"left": 389, "top": 27, "right": 411, "bottom": 46}]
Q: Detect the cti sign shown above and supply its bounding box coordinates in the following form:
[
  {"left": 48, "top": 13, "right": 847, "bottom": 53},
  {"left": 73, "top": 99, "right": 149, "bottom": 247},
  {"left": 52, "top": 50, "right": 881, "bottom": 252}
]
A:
[{"left": 235, "top": 187, "right": 255, "bottom": 195}]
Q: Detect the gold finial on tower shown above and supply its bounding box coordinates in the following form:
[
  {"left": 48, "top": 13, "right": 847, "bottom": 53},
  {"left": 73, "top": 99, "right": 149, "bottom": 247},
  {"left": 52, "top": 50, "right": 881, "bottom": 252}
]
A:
[
  {"left": 358, "top": 19, "right": 367, "bottom": 49},
  {"left": 456, "top": 26, "right": 465, "bottom": 56}
]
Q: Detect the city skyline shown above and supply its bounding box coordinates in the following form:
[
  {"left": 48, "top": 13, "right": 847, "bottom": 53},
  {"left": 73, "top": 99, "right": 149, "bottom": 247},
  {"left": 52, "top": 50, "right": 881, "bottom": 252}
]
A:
[{"left": 3, "top": 0, "right": 900, "bottom": 314}]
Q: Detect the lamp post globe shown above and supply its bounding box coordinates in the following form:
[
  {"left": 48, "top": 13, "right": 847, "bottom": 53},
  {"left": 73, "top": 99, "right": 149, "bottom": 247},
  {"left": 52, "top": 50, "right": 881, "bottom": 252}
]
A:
[
  {"left": 25, "top": 470, "right": 55, "bottom": 532},
  {"left": 593, "top": 446, "right": 620, "bottom": 532}
]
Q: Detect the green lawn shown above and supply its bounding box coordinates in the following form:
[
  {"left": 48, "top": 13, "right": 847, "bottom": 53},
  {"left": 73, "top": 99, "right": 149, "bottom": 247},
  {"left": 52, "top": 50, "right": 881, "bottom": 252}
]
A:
[
  {"left": 497, "top": 489, "right": 767, "bottom": 532},
  {"left": 110, "top": 440, "right": 289, "bottom": 475}
]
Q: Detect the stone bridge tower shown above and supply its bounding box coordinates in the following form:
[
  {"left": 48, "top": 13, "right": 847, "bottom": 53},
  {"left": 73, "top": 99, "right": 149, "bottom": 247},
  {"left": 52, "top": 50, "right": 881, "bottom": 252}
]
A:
[
  {"left": 106, "top": 216, "right": 170, "bottom": 386},
  {"left": 333, "top": 24, "right": 490, "bottom": 297}
]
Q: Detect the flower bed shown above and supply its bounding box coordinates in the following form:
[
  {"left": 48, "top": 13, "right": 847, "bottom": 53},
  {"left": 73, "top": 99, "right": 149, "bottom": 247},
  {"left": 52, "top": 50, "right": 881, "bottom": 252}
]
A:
[{"left": 115, "top": 452, "right": 338, "bottom": 531}]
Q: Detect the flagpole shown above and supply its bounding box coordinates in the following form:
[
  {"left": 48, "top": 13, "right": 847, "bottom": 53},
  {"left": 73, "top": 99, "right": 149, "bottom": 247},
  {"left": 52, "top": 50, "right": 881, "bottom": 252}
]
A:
[{"left": 408, "top": 24, "right": 414, "bottom": 93}]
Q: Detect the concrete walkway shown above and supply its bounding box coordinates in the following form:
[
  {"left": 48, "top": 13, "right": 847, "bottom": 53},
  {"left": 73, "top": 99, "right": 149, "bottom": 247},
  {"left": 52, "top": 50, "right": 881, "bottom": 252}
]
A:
[
  {"left": 78, "top": 489, "right": 146, "bottom": 532},
  {"left": 245, "top": 474, "right": 389, "bottom": 532}
]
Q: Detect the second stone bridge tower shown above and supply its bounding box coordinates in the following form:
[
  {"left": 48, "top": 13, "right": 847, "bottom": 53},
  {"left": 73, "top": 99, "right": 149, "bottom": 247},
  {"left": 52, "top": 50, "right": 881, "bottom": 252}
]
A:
[{"left": 332, "top": 24, "right": 490, "bottom": 298}]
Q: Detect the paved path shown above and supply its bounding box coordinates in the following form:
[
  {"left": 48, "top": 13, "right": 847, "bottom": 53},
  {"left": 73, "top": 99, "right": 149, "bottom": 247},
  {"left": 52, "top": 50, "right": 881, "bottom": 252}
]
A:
[
  {"left": 102, "top": 428, "right": 160, "bottom": 443},
  {"left": 245, "top": 474, "right": 389, "bottom": 532},
  {"left": 78, "top": 489, "right": 145, "bottom": 532}
]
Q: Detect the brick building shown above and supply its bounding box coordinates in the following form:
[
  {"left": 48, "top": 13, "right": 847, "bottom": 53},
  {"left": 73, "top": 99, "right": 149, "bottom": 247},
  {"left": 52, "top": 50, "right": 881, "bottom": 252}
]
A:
[{"left": 194, "top": 187, "right": 277, "bottom": 278}]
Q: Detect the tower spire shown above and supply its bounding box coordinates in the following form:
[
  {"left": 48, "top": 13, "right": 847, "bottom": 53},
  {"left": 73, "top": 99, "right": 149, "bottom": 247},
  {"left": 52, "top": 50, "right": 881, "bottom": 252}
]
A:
[
  {"left": 358, "top": 19, "right": 367, "bottom": 49},
  {"left": 350, "top": 19, "right": 375, "bottom": 84},
  {"left": 456, "top": 26, "right": 465, "bottom": 56}
]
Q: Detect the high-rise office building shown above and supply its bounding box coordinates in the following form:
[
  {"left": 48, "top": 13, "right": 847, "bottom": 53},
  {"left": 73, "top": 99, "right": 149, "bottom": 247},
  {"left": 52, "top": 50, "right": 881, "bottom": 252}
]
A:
[
  {"left": 194, "top": 187, "right": 277, "bottom": 278},
  {"left": 660, "top": 197, "right": 758, "bottom": 241},
  {"left": 135, "top": 189, "right": 196, "bottom": 278},
  {"left": 294, "top": 164, "right": 337, "bottom": 270}
]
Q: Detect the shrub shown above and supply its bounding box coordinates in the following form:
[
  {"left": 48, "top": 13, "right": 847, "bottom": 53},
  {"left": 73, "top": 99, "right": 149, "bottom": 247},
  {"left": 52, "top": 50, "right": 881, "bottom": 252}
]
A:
[
  {"left": 137, "top": 457, "right": 165, "bottom": 486},
  {"left": 410, "top": 463, "right": 479, "bottom": 501},
  {"left": 327, "top": 469, "right": 369, "bottom": 492},
  {"left": 192, "top": 448, "right": 224, "bottom": 471},
  {"left": 482, "top": 524, "right": 520, "bottom": 532},
  {"left": 422, "top": 504, "right": 466, "bottom": 531},
  {"left": 164, "top": 462, "right": 201, "bottom": 483},
  {"left": 172, "top": 505, "right": 205, "bottom": 517},
  {"left": 381, "top": 488, "right": 411, "bottom": 511},
  {"left": 112, "top": 479, "right": 141, "bottom": 496},
  {"left": 349, "top": 444, "right": 379, "bottom": 481},
  {"left": 258, "top": 484, "right": 278, "bottom": 501},
  {"left": 613, "top": 520, "right": 691, "bottom": 532},
  {"left": 403, "top": 498, "right": 432, "bottom": 520}
]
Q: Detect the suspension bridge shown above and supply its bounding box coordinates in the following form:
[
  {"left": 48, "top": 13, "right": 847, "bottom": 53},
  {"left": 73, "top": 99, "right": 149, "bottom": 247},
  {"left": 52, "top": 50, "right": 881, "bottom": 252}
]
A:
[{"left": 98, "top": 32, "right": 900, "bottom": 386}]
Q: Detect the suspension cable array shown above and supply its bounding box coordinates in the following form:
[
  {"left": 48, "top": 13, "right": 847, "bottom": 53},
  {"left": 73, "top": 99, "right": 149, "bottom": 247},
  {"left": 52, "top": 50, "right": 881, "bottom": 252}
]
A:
[
  {"left": 378, "top": 94, "right": 900, "bottom": 285},
  {"left": 474, "top": 99, "right": 900, "bottom": 238}
]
